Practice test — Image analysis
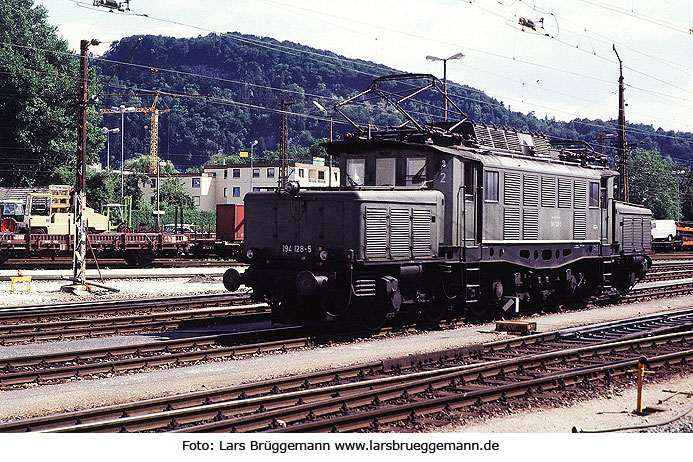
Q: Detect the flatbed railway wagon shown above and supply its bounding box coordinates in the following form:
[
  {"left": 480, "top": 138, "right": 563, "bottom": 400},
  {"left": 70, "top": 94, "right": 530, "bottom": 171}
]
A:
[
  {"left": 0, "top": 232, "right": 191, "bottom": 266},
  {"left": 224, "top": 74, "right": 652, "bottom": 329}
]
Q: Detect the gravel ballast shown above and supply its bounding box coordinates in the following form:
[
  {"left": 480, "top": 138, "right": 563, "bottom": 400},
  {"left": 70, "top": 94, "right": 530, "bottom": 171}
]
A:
[{"left": 0, "top": 267, "right": 692, "bottom": 432}]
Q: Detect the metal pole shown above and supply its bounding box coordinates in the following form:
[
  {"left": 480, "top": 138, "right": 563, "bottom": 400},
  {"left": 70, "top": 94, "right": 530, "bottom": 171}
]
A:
[
  {"left": 73, "top": 39, "right": 89, "bottom": 286},
  {"left": 250, "top": 143, "right": 254, "bottom": 192},
  {"left": 443, "top": 58, "right": 448, "bottom": 122},
  {"left": 614, "top": 45, "right": 628, "bottom": 202},
  {"left": 156, "top": 165, "right": 160, "bottom": 230},
  {"left": 106, "top": 132, "right": 110, "bottom": 172},
  {"left": 677, "top": 176, "right": 680, "bottom": 223},
  {"left": 120, "top": 108, "right": 125, "bottom": 206}
]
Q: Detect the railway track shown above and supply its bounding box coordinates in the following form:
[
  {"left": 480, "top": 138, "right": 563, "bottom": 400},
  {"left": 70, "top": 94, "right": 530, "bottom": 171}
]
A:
[
  {"left": 1, "top": 257, "right": 239, "bottom": 270},
  {"left": 0, "top": 293, "right": 266, "bottom": 344},
  {"left": 0, "top": 327, "right": 307, "bottom": 388},
  {"left": 650, "top": 252, "right": 693, "bottom": 261},
  {"left": 1, "top": 308, "right": 691, "bottom": 432},
  {"left": 644, "top": 262, "right": 693, "bottom": 282},
  {"left": 618, "top": 281, "right": 693, "bottom": 302}
]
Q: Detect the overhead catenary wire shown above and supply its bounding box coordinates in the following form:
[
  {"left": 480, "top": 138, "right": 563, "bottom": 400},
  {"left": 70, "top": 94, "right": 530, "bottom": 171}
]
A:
[{"left": 2, "top": 1, "right": 693, "bottom": 151}]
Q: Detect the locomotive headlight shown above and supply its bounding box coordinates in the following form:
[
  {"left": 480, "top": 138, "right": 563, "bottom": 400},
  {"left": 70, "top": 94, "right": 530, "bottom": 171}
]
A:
[
  {"left": 246, "top": 248, "right": 254, "bottom": 260},
  {"left": 319, "top": 249, "right": 329, "bottom": 261}
]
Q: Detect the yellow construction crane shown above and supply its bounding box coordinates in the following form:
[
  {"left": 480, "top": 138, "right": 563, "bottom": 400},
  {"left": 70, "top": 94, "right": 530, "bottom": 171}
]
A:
[{"left": 101, "top": 93, "right": 170, "bottom": 174}]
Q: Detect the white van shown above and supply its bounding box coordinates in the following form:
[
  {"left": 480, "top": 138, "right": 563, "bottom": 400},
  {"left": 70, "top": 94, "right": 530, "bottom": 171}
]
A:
[{"left": 651, "top": 220, "right": 677, "bottom": 241}]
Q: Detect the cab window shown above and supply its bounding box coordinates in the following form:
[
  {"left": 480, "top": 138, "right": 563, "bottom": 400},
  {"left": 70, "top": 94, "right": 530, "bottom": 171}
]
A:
[
  {"left": 484, "top": 170, "right": 499, "bottom": 202},
  {"left": 376, "top": 158, "right": 396, "bottom": 186},
  {"left": 346, "top": 158, "right": 365, "bottom": 186},
  {"left": 464, "top": 163, "right": 475, "bottom": 200},
  {"left": 406, "top": 158, "right": 426, "bottom": 185}
]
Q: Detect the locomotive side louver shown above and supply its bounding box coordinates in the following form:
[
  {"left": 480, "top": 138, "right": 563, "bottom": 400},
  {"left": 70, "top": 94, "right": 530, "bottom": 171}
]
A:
[
  {"left": 573, "top": 210, "right": 587, "bottom": 240},
  {"left": 633, "top": 217, "right": 643, "bottom": 250},
  {"left": 541, "top": 176, "right": 557, "bottom": 207},
  {"left": 504, "top": 208, "right": 521, "bottom": 240},
  {"left": 622, "top": 217, "right": 635, "bottom": 252},
  {"left": 523, "top": 174, "right": 540, "bottom": 207},
  {"left": 558, "top": 178, "right": 573, "bottom": 208},
  {"left": 523, "top": 209, "right": 539, "bottom": 240},
  {"left": 390, "top": 208, "right": 410, "bottom": 258},
  {"left": 504, "top": 172, "right": 521, "bottom": 206},
  {"left": 412, "top": 209, "right": 431, "bottom": 257},
  {"left": 365, "top": 207, "right": 388, "bottom": 259},
  {"left": 573, "top": 180, "right": 588, "bottom": 209}
]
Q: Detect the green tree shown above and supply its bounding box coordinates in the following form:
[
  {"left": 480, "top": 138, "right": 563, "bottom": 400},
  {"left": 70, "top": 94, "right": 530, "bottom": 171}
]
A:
[
  {"left": 0, "top": 0, "right": 103, "bottom": 186},
  {"left": 628, "top": 148, "right": 677, "bottom": 219},
  {"left": 50, "top": 165, "right": 116, "bottom": 210},
  {"left": 125, "top": 154, "right": 178, "bottom": 174},
  {"left": 159, "top": 176, "right": 194, "bottom": 208}
]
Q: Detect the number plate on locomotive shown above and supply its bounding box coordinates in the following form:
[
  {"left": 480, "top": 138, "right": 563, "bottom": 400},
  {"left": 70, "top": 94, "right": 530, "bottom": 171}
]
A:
[{"left": 281, "top": 244, "right": 313, "bottom": 255}]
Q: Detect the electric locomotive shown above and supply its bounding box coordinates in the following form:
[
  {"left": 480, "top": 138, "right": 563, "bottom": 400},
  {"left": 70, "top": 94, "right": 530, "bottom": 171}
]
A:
[{"left": 223, "top": 74, "right": 651, "bottom": 328}]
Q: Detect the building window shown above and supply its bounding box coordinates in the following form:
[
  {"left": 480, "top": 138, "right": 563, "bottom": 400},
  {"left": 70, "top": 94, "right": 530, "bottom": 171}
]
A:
[
  {"left": 232, "top": 169, "right": 240, "bottom": 178},
  {"left": 193, "top": 196, "right": 200, "bottom": 206},
  {"left": 192, "top": 178, "right": 201, "bottom": 188},
  {"left": 484, "top": 170, "right": 499, "bottom": 202},
  {"left": 233, "top": 187, "right": 240, "bottom": 197},
  {"left": 253, "top": 187, "right": 260, "bottom": 192},
  {"left": 267, "top": 167, "right": 275, "bottom": 178},
  {"left": 224, "top": 170, "right": 228, "bottom": 179},
  {"left": 298, "top": 168, "right": 305, "bottom": 178},
  {"left": 223, "top": 188, "right": 227, "bottom": 198},
  {"left": 318, "top": 171, "right": 325, "bottom": 181},
  {"left": 253, "top": 168, "right": 260, "bottom": 178}
]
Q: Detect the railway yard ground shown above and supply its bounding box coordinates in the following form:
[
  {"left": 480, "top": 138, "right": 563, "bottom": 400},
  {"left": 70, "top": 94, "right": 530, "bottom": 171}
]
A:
[{"left": 0, "top": 262, "right": 692, "bottom": 434}]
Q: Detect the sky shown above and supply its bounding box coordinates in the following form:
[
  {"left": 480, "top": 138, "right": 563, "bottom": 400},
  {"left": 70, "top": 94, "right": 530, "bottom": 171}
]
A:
[{"left": 34, "top": 0, "right": 693, "bottom": 136}]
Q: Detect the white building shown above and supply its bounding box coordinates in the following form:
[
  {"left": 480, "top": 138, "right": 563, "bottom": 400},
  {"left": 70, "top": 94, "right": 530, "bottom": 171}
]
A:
[{"left": 141, "top": 160, "right": 340, "bottom": 211}]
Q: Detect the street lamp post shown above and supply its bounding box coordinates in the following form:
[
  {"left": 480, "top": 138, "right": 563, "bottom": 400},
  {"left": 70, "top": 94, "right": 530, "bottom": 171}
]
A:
[
  {"left": 111, "top": 105, "right": 136, "bottom": 206},
  {"left": 100, "top": 127, "right": 120, "bottom": 173},
  {"left": 426, "top": 52, "right": 465, "bottom": 122},
  {"left": 250, "top": 140, "right": 258, "bottom": 192}
]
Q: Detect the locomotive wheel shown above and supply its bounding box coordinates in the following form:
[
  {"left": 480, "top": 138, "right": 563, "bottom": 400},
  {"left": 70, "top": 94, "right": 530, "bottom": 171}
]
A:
[
  {"left": 321, "top": 279, "right": 352, "bottom": 318},
  {"left": 575, "top": 273, "right": 592, "bottom": 305},
  {"left": 466, "top": 302, "right": 490, "bottom": 322},
  {"left": 362, "top": 300, "right": 388, "bottom": 331},
  {"left": 422, "top": 302, "right": 447, "bottom": 323}
]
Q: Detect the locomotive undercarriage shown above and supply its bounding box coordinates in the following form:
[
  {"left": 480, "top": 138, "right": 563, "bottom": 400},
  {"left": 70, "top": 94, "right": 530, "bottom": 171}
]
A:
[{"left": 228, "top": 251, "right": 649, "bottom": 329}]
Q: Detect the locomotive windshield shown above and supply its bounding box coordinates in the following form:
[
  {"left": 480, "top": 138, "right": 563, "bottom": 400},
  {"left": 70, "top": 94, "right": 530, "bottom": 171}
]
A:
[
  {"left": 406, "top": 158, "right": 426, "bottom": 186},
  {"left": 345, "top": 158, "right": 365, "bottom": 185},
  {"left": 375, "top": 158, "right": 396, "bottom": 186}
]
